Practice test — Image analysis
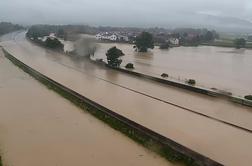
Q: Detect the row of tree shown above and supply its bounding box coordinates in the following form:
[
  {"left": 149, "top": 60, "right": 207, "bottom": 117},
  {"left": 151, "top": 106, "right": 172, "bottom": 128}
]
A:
[{"left": 0, "top": 22, "right": 23, "bottom": 36}]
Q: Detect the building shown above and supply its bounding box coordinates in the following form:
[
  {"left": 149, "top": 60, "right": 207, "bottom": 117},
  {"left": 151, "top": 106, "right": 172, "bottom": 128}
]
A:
[
  {"left": 95, "top": 32, "right": 129, "bottom": 42},
  {"left": 169, "top": 38, "right": 179, "bottom": 45}
]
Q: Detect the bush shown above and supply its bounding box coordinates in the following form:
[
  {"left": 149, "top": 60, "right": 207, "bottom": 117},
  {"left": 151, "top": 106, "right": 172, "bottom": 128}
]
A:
[
  {"left": 125, "top": 63, "right": 134, "bottom": 69},
  {"left": 187, "top": 79, "right": 196, "bottom": 85},
  {"left": 45, "top": 37, "right": 64, "bottom": 50},
  {"left": 245, "top": 95, "right": 252, "bottom": 100},
  {"left": 159, "top": 43, "right": 170, "bottom": 49},
  {"left": 161, "top": 73, "right": 169, "bottom": 78}
]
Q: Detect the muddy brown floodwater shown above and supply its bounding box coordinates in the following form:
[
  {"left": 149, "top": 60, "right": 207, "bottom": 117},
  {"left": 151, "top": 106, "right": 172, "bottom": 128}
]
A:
[
  {"left": 1, "top": 31, "right": 252, "bottom": 166},
  {"left": 93, "top": 42, "right": 252, "bottom": 96},
  {"left": 0, "top": 50, "right": 173, "bottom": 166}
]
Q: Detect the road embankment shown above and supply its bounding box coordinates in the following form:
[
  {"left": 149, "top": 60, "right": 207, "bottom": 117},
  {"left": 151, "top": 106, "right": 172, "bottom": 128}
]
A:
[
  {"left": 2, "top": 48, "right": 222, "bottom": 166},
  {"left": 96, "top": 61, "right": 252, "bottom": 108}
]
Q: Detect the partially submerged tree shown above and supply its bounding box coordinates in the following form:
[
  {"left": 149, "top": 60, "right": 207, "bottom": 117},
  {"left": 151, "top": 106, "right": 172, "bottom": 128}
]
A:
[
  {"left": 245, "top": 95, "right": 252, "bottom": 101},
  {"left": 106, "top": 46, "right": 124, "bottom": 67},
  {"left": 125, "top": 63, "right": 134, "bottom": 69},
  {"left": 234, "top": 38, "right": 246, "bottom": 49},
  {"left": 187, "top": 79, "right": 196, "bottom": 85},
  {"left": 45, "top": 37, "right": 64, "bottom": 50},
  {"left": 135, "top": 32, "right": 154, "bottom": 52},
  {"left": 159, "top": 42, "right": 170, "bottom": 49}
]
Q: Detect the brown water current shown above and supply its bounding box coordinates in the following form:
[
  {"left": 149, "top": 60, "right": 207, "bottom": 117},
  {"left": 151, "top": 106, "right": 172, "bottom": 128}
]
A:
[
  {"left": 93, "top": 42, "right": 252, "bottom": 97},
  {"left": 1, "top": 31, "right": 252, "bottom": 165},
  {"left": 0, "top": 50, "right": 172, "bottom": 166}
]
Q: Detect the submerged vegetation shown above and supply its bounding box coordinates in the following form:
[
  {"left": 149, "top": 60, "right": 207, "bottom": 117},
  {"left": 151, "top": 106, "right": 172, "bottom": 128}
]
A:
[
  {"left": 45, "top": 37, "right": 64, "bottom": 50},
  {"left": 125, "top": 63, "right": 134, "bottom": 69},
  {"left": 187, "top": 79, "right": 196, "bottom": 85},
  {"left": 161, "top": 73, "right": 169, "bottom": 78},
  {"left": 135, "top": 32, "right": 154, "bottom": 52},
  {"left": 245, "top": 95, "right": 252, "bottom": 101},
  {"left": 106, "top": 47, "right": 124, "bottom": 67}
]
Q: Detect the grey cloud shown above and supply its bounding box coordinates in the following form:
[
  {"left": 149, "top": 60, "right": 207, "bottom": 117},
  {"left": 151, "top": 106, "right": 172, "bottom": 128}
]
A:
[{"left": 0, "top": 0, "right": 252, "bottom": 29}]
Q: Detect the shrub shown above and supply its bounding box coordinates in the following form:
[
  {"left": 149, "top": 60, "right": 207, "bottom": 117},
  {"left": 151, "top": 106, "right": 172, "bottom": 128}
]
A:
[
  {"left": 245, "top": 95, "right": 252, "bottom": 100},
  {"left": 187, "top": 79, "right": 196, "bottom": 85},
  {"left": 159, "top": 43, "right": 170, "bottom": 49},
  {"left": 161, "top": 73, "right": 169, "bottom": 78},
  {"left": 125, "top": 63, "right": 134, "bottom": 69},
  {"left": 45, "top": 37, "right": 64, "bottom": 50}
]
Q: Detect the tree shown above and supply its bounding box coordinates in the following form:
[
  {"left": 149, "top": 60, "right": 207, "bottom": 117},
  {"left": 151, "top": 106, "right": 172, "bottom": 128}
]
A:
[
  {"left": 159, "top": 42, "right": 170, "bottom": 49},
  {"left": 204, "top": 31, "right": 214, "bottom": 41},
  {"left": 135, "top": 32, "right": 154, "bottom": 52},
  {"left": 106, "top": 47, "right": 124, "bottom": 67},
  {"left": 234, "top": 38, "right": 246, "bottom": 49},
  {"left": 45, "top": 37, "right": 64, "bottom": 50}
]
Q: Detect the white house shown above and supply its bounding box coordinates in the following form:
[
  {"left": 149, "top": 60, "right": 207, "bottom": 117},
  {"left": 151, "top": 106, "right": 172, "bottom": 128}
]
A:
[
  {"left": 95, "top": 33, "right": 128, "bottom": 42},
  {"left": 169, "top": 38, "right": 179, "bottom": 45}
]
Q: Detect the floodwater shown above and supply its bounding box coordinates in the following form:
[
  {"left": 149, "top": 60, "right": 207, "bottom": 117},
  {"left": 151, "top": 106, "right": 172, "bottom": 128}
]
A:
[
  {"left": 0, "top": 50, "right": 172, "bottom": 166},
  {"left": 93, "top": 42, "right": 252, "bottom": 96},
  {"left": 25, "top": 33, "right": 252, "bottom": 133},
  {"left": 1, "top": 31, "right": 252, "bottom": 165}
]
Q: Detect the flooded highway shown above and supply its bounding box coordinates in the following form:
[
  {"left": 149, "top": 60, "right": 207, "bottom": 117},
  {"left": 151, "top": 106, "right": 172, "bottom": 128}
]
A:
[
  {"left": 1, "top": 31, "right": 252, "bottom": 165},
  {"left": 0, "top": 49, "right": 171, "bottom": 166},
  {"left": 93, "top": 42, "right": 252, "bottom": 96}
]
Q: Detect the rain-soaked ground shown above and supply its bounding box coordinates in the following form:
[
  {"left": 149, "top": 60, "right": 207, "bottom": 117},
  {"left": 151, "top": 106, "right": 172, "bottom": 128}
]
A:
[
  {"left": 0, "top": 49, "right": 173, "bottom": 166},
  {"left": 1, "top": 31, "right": 252, "bottom": 165}
]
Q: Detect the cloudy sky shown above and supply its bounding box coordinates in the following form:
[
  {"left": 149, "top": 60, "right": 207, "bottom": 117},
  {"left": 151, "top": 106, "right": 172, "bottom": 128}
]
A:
[{"left": 1, "top": 0, "right": 252, "bottom": 28}]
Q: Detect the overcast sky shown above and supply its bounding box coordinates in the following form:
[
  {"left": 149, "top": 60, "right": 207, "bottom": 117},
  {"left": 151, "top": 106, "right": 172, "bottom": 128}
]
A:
[{"left": 1, "top": 0, "right": 252, "bottom": 28}]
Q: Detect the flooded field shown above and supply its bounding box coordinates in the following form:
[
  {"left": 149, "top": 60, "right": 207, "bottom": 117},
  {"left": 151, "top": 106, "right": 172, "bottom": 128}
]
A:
[
  {"left": 93, "top": 42, "right": 252, "bottom": 96},
  {"left": 0, "top": 50, "right": 172, "bottom": 166},
  {"left": 1, "top": 31, "right": 252, "bottom": 165}
]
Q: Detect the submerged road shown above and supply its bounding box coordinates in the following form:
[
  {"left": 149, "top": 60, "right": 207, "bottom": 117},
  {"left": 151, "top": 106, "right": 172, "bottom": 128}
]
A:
[
  {"left": 0, "top": 50, "right": 171, "bottom": 166},
  {"left": 1, "top": 31, "right": 252, "bottom": 165}
]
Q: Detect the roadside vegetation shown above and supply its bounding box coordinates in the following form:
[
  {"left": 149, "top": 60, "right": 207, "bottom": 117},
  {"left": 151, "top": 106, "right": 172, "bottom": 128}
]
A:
[
  {"left": 186, "top": 79, "right": 196, "bottom": 85},
  {"left": 245, "top": 95, "right": 252, "bottom": 101},
  {"left": 106, "top": 47, "right": 124, "bottom": 67},
  {"left": 125, "top": 63, "right": 134, "bottom": 69},
  {"left": 45, "top": 37, "right": 64, "bottom": 50},
  {"left": 161, "top": 73, "right": 169, "bottom": 78}
]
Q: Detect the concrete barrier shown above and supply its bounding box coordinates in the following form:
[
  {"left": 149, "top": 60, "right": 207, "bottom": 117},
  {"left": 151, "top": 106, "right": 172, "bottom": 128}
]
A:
[
  {"left": 3, "top": 48, "right": 222, "bottom": 166},
  {"left": 110, "top": 66, "right": 218, "bottom": 96}
]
